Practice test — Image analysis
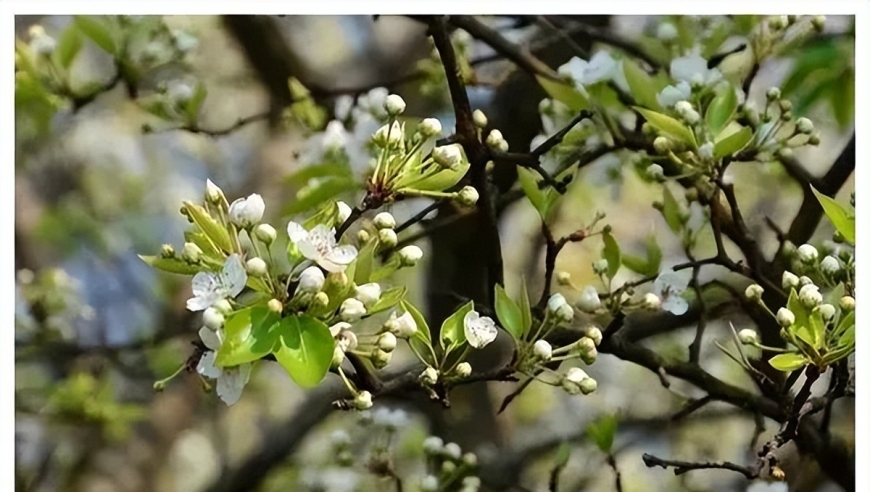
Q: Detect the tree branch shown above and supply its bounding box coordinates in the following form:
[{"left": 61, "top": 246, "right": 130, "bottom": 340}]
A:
[{"left": 642, "top": 453, "right": 758, "bottom": 479}]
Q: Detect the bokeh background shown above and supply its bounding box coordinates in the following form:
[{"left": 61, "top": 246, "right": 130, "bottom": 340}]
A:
[{"left": 14, "top": 15, "right": 855, "bottom": 492}]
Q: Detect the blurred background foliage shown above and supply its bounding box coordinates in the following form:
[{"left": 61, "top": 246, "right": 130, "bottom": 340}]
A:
[{"left": 14, "top": 14, "right": 854, "bottom": 492}]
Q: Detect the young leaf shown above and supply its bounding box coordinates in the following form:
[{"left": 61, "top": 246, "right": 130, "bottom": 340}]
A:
[
  {"left": 138, "top": 255, "right": 201, "bottom": 275},
  {"left": 586, "top": 414, "right": 618, "bottom": 454},
  {"left": 73, "top": 16, "right": 117, "bottom": 55},
  {"left": 634, "top": 107, "right": 697, "bottom": 148},
  {"left": 353, "top": 240, "right": 377, "bottom": 285},
  {"left": 184, "top": 83, "right": 208, "bottom": 124},
  {"left": 368, "top": 286, "right": 407, "bottom": 315},
  {"left": 810, "top": 186, "right": 855, "bottom": 244},
  {"left": 768, "top": 353, "right": 809, "bottom": 372},
  {"left": 216, "top": 307, "right": 280, "bottom": 367},
  {"left": 284, "top": 177, "right": 358, "bottom": 215},
  {"left": 621, "top": 254, "right": 649, "bottom": 276},
  {"left": 182, "top": 201, "right": 233, "bottom": 254},
  {"left": 54, "top": 24, "right": 84, "bottom": 69},
  {"left": 622, "top": 59, "right": 663, "bottom": 111},
  {"left": 554, "top": 442, "right": 572, "bottom": 468},
  {"left": 272, "top": 315, "right": 334, "bottom": 388},
  {"left": 601, "top": 231, "right": 621, "bottom": 279},
  {"left": 644, "top": 234, "right": 663, "bottom": 274},
  {"left": 285, "top": 161, "right": 349, "bottom": 187},
  {"left": 661, "top": 186, "right": 683, "bottom": 233},
  {"left": 494, "top": 284, "right": 524, "bottom": 340},
  {"left": 536, "top": 75, "right": 589, "bottom": 111},
  {"left": 518, "top": 278, "right": 533, "bottom": 335},
  {"left": 400, "top": 299, "right": 431, "bottom": 344},
  {"left": 713, "top": 126, "right": 752, "bottom": 158},
  {"left": 440, "top": 301, "right": 474, "bottom": 350},
  {"left": 184, "top": 230, "right": 221, "bottom": 258},
  {"left": 704, "top": 86, "right": 738, "bottom": 137}
]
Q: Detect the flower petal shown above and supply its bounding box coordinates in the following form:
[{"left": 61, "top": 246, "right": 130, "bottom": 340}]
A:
[
  {"left": 324, "top": 245, "right": 358, "bottom": 268},
  {"left": 670, "top": 55, "right": 708, "bottom": 82},
  {"left": 464, "top": 311, "right": 498, "bottom": 349},
  {"left": 220, "top": 254, "right": 248, "bottom": 298},
  {"left": 297, "top": 238, "right": 323, "bottom": 263},
  {"left": 216, "top": 364, "right": 251, "bottom": 405},
  {"left": 307, "top": 225, "right": 337, "bottom": 250},
  {"left": 197, "top": 351, "right": 222, "bottom": 379},
  {"left": 286, "top": 222, "right": 308, "bottom": 243},
  {"left": 198, "top": 326, "right": 222, "bottom": 351},
  {"left": 663, "top": 296, "right": 689, "bottom": 316}
]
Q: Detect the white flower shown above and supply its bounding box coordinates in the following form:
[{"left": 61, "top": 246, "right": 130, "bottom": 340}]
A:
[
  {"left": 398, "top": 245, "right": 423, "bottom": 267},
  {"left": 385, "top": 311, "right": 418, "bottom": 338},
  {"left": 432, "top": 144, "right": 463, "bottom": 170},
  {"left": 642, "top": 292, "right": 662, "bottom": 310},
  {"left": 797, "top": 244, "right": 818, "bottom": 263},
  {"left": 463, "top": 310, "right": 498, "bottom": 349},
  {"left": 777, "top": 307, "right": 795, "bottom": 327},
  {"left": 839, "top": 296, "right": 855, "bottom": 311},
  {"left": 377, "top": 332, "right": 397, "bottom": 352},
  {"left": 334, "top": 95, "right": 354, "bottom": 120},
  {"left": 228, "top": 194, "right": 265, "bottom": 228},
  {"left": 799, "top": 284, "right": 822, "bottom": 308},
  {"left": 670, "top": 54, "right": 722, "bottom": 86},
  {"left": 196, "top": 327, "right": 251, "bottom": 405},
  {"left": 373, "top": 121, "right": 404, "bottom": 146},
  {"left": 818, "top": 304, "right": 836, "bottom": 322},
  {"left": 29, "top": 26, "right": 57, "bottom": 55},
  {"left": 656, "top": 81, "right": 692, "bottom": 108},
  {"left": 656, "top": 22, "right": 678, "bottom": 40},
  {"left": 287, "top": 222, "right": 358, "bottom": 273},
  {"left": 357, "top": 87, "right": 389, "bottom": 118},
  {"left": 186, "top": 254, "right": 248, "bottom": 311},
  {"left": 298, "top": 266, "right": 326, "bottom": 293},
  {"left": 455, "top": 362, "right": 472, "bottom": 378},
  {"left": 202, "top": 307, "right": 225, "bottom": 331},
  {"left": 423, "top": 436, "right": 444, "bottom": 454},
  {"left": 456, "top": 186, "right": 479, "bottom": 207},
  {"left": 561, "top": 367, "right": 590, "bottom": 395},
  {"left": 584, "top": 326, "right": 603, "bottom": 346},
  {"left": 336, "top": 201, "right": 352, "bottom": 224},
  {"left": 698, "top": 142, "right": 715, "bottom": 160},
  {"left": 820, "top": 256, "right": 841, "bottom": 275},
  {"left": 354, "top": 282, "right": 382, "bottom": 307},
  {"left": 443, "top": 442, "right": 462, "bottom": 460},
  {"left": 548, "top": 293, "right": 568, "bottom": 314},
  {"left": 372, "top": 406, "right": 409, "bottom": 429},
  {"left": 738, "top": 328, "right": 759, "bottom": 345},
  {"left": 373, "top": 212, "right": 396, "bottom": 230},
  {"left": 576, "top": 286, "right": 602, "bottom": 313},
  {"left": 533, "top": 340, "right": 553, "bottom": 361},
  {"left": 745, "top": 284, "right": 764, "bottom": 302},
  {"left": 340, "top": 298, "right": 367, "bottom": 322},
  {"left": 421, "top": 476, "right": 439, "bottom": 492},
  {"left": 377, "top": 228, "right": 398, "bottom": 249},
  {"left": 167, "top": 82, "right": 194, "bottom": 103},
  {"left": 384, "top": 94, "right": 406, "bottom": 115},
  {"left": 472, "top": 109, "right": 488, "bottom": 128},
  {"left": 419, "top": 117, "right": 442, "bottom": 137},
  {"left": 558, "top": 51, "right": 617, "bottom": 89},
  {"left": 654, "top": 269, "right": 690, "bottom": 315},
  {"left": 254, "top": 223, "right": 277, "bottom": 245},
  {"left": 245, "top": 257, "right": 268, "bottom": 277}
]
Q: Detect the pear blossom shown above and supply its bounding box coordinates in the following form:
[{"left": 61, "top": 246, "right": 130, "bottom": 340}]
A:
[
  {"left": 558, "top": 51, "right": 618, "bottom": 91},
  {"left": 385, "top": 310, "right": 418, "bottom": 338},
  {"left": 463, "top": 310, "right": 498, "bottom": 349},
  {"left": 670, "top": 54, "right": 722, "bottom": 86},
  {"left": 298, "top": 266, "right": 326, "bottom": 293},
  {"left": 533, "top": 340, "right": 553, "bottom": 361},
  {"left": 186, "top": 254, "right": 247, "bottom": 311},
  {"left": 576, "top": 286, "right": 602, "bottom": 313},
  {"left": 287, "top": 222, "right": 358, "bottom": 273},
  {"left": 354, "top": 282, "right": 382, "bottom": 307},
  {"left": 336, "top": 201, "right": 352, "bottom": 224},
  {"left": 196, "top": 327, "right": 251, "bottom": 405},
  {"left": 455, "top": 362, "right": 472, "bottom": 378},
  {"left": 398, "top": 245, "right": 423, "bottom": 266},
  {"left": 228, "top": 194, "right": 265, "bottom": 228},
  {"left": 653, "top": 269, "right": 690, "bottom": 315}
]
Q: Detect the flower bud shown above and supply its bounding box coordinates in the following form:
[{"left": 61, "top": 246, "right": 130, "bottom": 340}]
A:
[
  {"left": 353, "top": 390, "right": 373, "bottom": 410},
  {"left": 797, "top": 244, "right": 818, "bottom": 263},
  {"left": 674, "top": 100, "right": 693, "bottom": 115},
  {"left": 419, "top": 366, "right": 439, "bottom": 385},
  {"left": 355, "top": 282, "right": 382, "bottom": 307},
  {"left": 580, "top": 345, "right": 598, "bottom": 365},
  {"left": 533, "top": 340, "right": 553, "bottom": 361},
  {"left": 339, "top": 298, "right": 366, "bottom": 322},
  {"left": 561, "top": 367, "right": 590, "bottom": 395},
  {"left": 421, "top": 475, "right": 439, "bottom": 492},
  {"left": 228, "top": 193, "right": 265, "bottom": 228},
  {"left": 578, "top": 377, "right": 597, "bottom": 395},
  {"left": 357, "top": 229, "right": 370, "bottom": 244},
  {"left": 682, "top": 109, "right": 700, "bottom": 125},
  {"left": 423, "top": 436, "right": 444, "bottom": 454},
  {"left": 547, "top": 293, "right": 568, "bottom": 314},
  {"left": 776, "top": 307, "right": 795, "bottom": 328},
  {"left": 839, "top": 296, "right": 855, "bottom": 311},
  {"left": 268, "top": 298, "right": 283, "bottom": 313},
  {"left": 336, "top": 201, "right": 352, "bottom": 224},
  {"left": 432, "top": 144, "right": 463, "bottom": 170},
  {"left": 782, "top": 271, "right": 800, "bottom": 290},
  {"left": 799, "top": 284, "right": 822, "bottom": 308},
  {"left": 472, "top": 109, "right": 488, "bottom": 128},
  {"left": 419, "top": 118, "right": 442, "bottom": 137},
  {"left": 462, "top": 453, "right": 478, "bottom": 468},
  {"left": 769, "top": 15, "right": 789, "bottom": 30},
  {"left": 246, "top": 257, "right": 268, "bottom": 277},
  {"left": 371, "top": 348, "right": 392, "bottom": 369},
  {"left": 377, "top": 228, "right": 398, "bottom": 250},
  {"left": 373, "top": 121, "right": 404, "bottom": 147},
  {"left": 385, "top": 311, "right": 418, "bottom": 338},
  {"left": 326, "top": 271, "right": 349, "bottom": 291},
  {"left": 377, "top": 332, "right": 397, "bottom": 352},
  {"left": 818, "top": 303, "right": 836, "bottom": 322},
  {"left": 799, "top": 276, "right": 814, "bottom": 288},
  {"left": 795, "top": 117, "right": 814, "bottom": 135},
  {"left": 203, "top": 307, "right": 225, "bottom": 331},
  {"left": 205, "top": 179, "right": 225, "bottom": 204},
  {"left": 443, "top": 442, "right": 462, "bottom": 460},
  {"left": 653, "top": 136, "right": 671, "bottom": 154},
  {"left": 485, "top": 129, "right": 509, "bottom": 152},
  {"left": 399, "top": 245, "right": 423, "bottom": 267},
  {"left": 808, "top": 133, "right": 821, "bottom": 146},
  {"left": 738, "top": 328, "right": 759, "bottom": 345},
  {"left": 641, "top": 292, "right": 661, "bottom": 310},
  {"left": 384, "top": 94, "right": 406, "bottom": 115},
  {"left": 779, "top": 100, "right": 792, "bottom": 113},
  {"left": 656, "top": 22, "right": 678, "bottom": 40},
  {"left": 766, "top": 87, "right": 781, "bottom": 101},
  {"left": 312, "top": 291, "right": 330, "bottom": 310},
  {"left": 576, "top": 286, "right": 601, "bottom": 313},
  {"left": 336, "top": 328, "right": 358, "bottom": 352},
  {"left": 592, "top": 259, "right": 610, "bottom": 275},
  {"left": 331, "top": 345, "right": 346, "bottom": 368},
  {"left": 820, "top": 256, "right": 841, "bottom": 276},
  {"left": 811, "top": 16, "right": 826, "bottom": 32},
  {"left": 745, "top": 284, "right": 764, "bottom": 302},
  {"left": 181, "top": 242, "right": 203, "bottom": 263},
  {"left": 584, "top": 326, "right": 603, "bottom": 346},
  {"left": 298, "top": 266, "right": 325, "bottom": 292},
  {"left": 698, "top": 142, "right": 714, "bottom": 160},
  {"left": 213, "top": 299, "right": 233, "bottom": 315},
  {"left": 455, "top": 362, "right": 472, "bottom": 378},
  {"left": 373, "top": 212, "right": 396, "bottom": 230},
  {"left": 254, "top": 223, "right": 277, "bottom": 245},
  {"left": 456, "top": 186, "right": 479, "bottom": 207},
  {"left": 556, "top": 271, "right": 571, "bottom": 286},
  {"left": 29, "top": 26, "right": 57, "bottom": 55},
  {"left": 160, "top": 244, "right": 175, "bottom": 258},
  {"left": 574, "top": 336, "right": 596, "bottom": 356}
]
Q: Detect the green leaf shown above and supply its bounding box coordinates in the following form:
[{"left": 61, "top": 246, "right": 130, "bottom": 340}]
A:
[
  {"left": 633, "top": 107, "right": 697, "bottom": 148},
  {"left": 622, "top": 59, "right": 663, "bottom": 111},
  {"left": 517, "top": 167, "right": 560, "bottom": 222},
  {"left": 353, "top": 240, "right": 377, "bottom": 285},
  {"left": 787, "top": 289, "right": 812, "bottom": 339},
  {"left": 536, "top": 76, "right": 589, "bottom": 111},
  {"left": 494, "top": 284, "right": 524, "bottom": 340},
  {"left": 811, "top": 186, "right": 855, "bottom": 244},
  {"left": 368, "top": 286, "right": 407, "bottom": 315},
  {"left": 216, "top": 307, "right": 280, "bottom": 367},
  {"left": 184, "top": 230, "right": 221, "bottom": 258},
  {"left": 182, "top": 202, "right": 233, "bottom": 254},
  {"left": 713, "top": 126, "right": 752, "bottom": 158},
  {"left": 285, "top": 161, "right": 349, "bottom": 187},
  {"left": 768, "top": 353, "right": 809, "bottom": 372},
  {"left": 272, "top": 315, "right": 334, "bottom": 388},
  {"left": 705, "top": 86, "right": 738, "bottom": 137},
  {"left": 554, "top": 442, "right": 572, "bottom": 468},
  {"left": 440, "top": 301, "right": 474, "bottom": 351},
  {"left": 73, "top": 16, "right": 117, "bottom": 55},
  {"left": 805, "top": 309, "right": 826, "bottom": 350},
  {"left": 601, "top": 231, "right": 621, "bottom": 279},
  {"left": 400, "top": 299, "right": 431, "bottom": 344},
  {"left": 138, "top": 255, "right": 201, "bottom": 275},
  {"left": 586, "top": 414, "right": 618, "bottom": 454},
  {"left": 397, "top": 158, "right": 470, "bottom": 193},
  {"left": 518, "top": 278, "right": 533, "bottom": 336},
  {"left": 830, "top": 309, "right": 854, "bottom": 341},
  {"left": 621, "top": 254, "right": 649, "bottom": 275},
  {"left": 184, "top": 83, "right": 208, "bottom": 123},
  {"left": 644, "top": 234, "right": 663, "bottom": 274},
  {"left": 285, "top": 177, "right": 357, "bottom": 215},
  {"left": 54, "top": 24, "right": 84, "bottom": 69},
  {"left": 661, "top": 186, "right": 683, "bottom": 233}
]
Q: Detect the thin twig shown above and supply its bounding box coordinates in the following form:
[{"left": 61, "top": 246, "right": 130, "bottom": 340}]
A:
[{"left": 642, "top": 453, "right": 758, "bottom": 479}]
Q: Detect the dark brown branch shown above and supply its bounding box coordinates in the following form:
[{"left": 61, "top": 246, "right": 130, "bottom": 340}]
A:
[
  {"left": 642, "top": 453, "right": 758, "bottom": 479},
  {"left": 394, "top": 201, "right": 441, "bottom": 234}
]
